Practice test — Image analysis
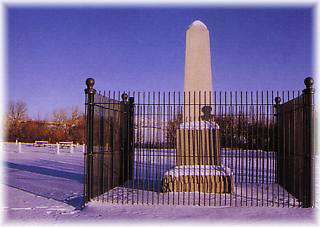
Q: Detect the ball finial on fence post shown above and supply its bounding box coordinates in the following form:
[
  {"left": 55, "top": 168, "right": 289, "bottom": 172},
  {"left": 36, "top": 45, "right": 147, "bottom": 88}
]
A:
[
  {"left": 85, "top": 78, "right": 95, "bottom": 94},
  {"left": 304, "top": 77, "right": 314, "bottom": 94},
  {"left": 274, "top": 97, "right": 281, "bottom": 117},
  {"left": 304, "top": 77, "right": 314, "bottom": 89},
  {"left": 121, "top": 93, "right": 129, "bottom": 102},
  {"left": 275, "top": 97, "right": 281, "bottom": 105}
]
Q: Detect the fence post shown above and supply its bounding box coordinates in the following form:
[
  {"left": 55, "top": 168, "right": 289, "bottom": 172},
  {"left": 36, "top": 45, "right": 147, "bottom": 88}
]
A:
[
  {"left": 303, "top": 77, "right": 314, "bottom": 208},
  {"left": 56, "top": 142, "right": 60, "bottom": 154},
  {"left": 274, "top": 96, "right": 281, "bottom": 184},
  {"left": 120, "top": 93, "right": 129, "bottom": 184},
  {"left": 85, "top": 78, "right": 96, "bottom": 202},
  {"left": 18, "top": 142, "right": 22, "bottom": 153},
  {"left": 128, "top": 96, "right": 135, "bottom": 181}
]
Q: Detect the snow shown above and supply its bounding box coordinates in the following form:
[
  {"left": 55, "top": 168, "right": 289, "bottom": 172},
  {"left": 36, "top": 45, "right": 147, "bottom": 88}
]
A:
[
  {"left": 179, "top": 121, "right": 219, "bottom": 130},
  {"left": 133, "top": 148, "right": 276, "bottom": 184},
  {"left": 163, "top": 165, "right": 232, "bottom": 177},
  {"left": 189, "top": 20, "right": 208, "bottom": 29},
  {"left": 2, "top": 184, "right": 316, "bottom": 223},
  {"left": 1, "top": 142, "right": 319, "bottom": 223},
  {"left": 3, "top": 143, "right": 84, "bottom": 209}
]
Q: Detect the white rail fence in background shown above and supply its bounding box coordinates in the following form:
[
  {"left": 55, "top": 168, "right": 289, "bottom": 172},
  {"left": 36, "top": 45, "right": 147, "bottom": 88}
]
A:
[{"left": 2, "top": 142, "right": 86, "bottom": 154}]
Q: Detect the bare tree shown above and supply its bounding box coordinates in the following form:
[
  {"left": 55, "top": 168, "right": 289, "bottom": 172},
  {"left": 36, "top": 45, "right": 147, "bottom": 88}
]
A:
[
  {"left": 7, "top": 101, "right": 28, "bottom": 124},
  {"left": 52, "top": 108, "right": 68, "bottom": 126},
  {"left": 70, "top": 106, "right": 82, "bottom": 127},
  {"left": 6, "top": 101, "right": 28, "bottom": 141}
]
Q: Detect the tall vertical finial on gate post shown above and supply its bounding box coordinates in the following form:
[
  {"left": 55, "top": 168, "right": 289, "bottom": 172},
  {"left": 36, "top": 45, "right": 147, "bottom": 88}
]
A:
[
  {"left": 84, "top": 77, "right": 96, "bottom": 203},
  {"left": 303, "top": 76, "right": 314, "bottom": 208}
]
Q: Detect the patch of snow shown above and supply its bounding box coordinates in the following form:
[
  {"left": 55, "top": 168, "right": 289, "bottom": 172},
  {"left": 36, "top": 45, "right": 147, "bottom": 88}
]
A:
[
  {"left": 163, "top": 165, "right": 232, "bottom": 177},
  {"left": 179, "top": 121, "right": 219, "bottom": 130},
  {"left": 189, "top": 20, "right": 208, "bottom": 29}
]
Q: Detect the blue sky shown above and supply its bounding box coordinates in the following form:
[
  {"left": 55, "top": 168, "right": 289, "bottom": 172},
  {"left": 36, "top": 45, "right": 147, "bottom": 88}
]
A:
[{"left": 7, "top": 6, "right": 313, "bottom": 119}]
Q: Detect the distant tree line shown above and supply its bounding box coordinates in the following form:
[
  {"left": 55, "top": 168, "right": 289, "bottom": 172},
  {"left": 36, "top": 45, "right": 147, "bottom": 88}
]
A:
[
  {"left": 165, "top": 113, "right": 277, "bottom": 151},
  {"left": 5, "top": 101, "right": 85, "bottom": 144}
]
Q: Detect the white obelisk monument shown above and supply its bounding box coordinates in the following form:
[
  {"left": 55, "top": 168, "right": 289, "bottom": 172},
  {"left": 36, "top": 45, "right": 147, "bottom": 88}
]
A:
[
  {"left": 162, "top": 20, "right": 233, "bottom": 194},
  {"left": 176, "top": 20, "right": 220, "bottom": 166},
  {"left": 184, "top": 20, "right": 213, "bottom": 122}
]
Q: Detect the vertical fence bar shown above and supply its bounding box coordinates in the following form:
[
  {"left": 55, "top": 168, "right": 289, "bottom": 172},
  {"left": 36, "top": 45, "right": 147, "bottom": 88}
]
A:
[
  {"left": 209, "top": 90, "right": 212, "bottom": 207},
  {"left": 274, "top": 96, "right": 281, "bottom": 207},
  {"left": 287, "top": 90, "right": 290, "bottom": 208},
  {"left": 157, "top": 92, "right": 160, "bottom": 205},
  {"left": 102, "top": 91, "right": 106, "bottom": 204},
  {"left": 240, "top": 91, "right": 244, "bottom": 206},
  {"left": 271, "top": 90, "right": 275, "bottom": 207},
  {"left": 172, "top": 91, "right": 176, "bottom": 205},
  {"left": 106, "top": 91, "right": 110, "bottom": 203},
  {"left": 245, "top": 91, "right": 250, "bottom": 206},
  {"left": 137, "top": 92, "right": 141, "bottom": 204},
  {"left": 198, "top": 91, "right": 201, "bottom": 206},
  {"left": 141, "top": 92, "right": 146, "bottom": 204},
  {"left": 98, "top": 91, "right": 102, "bottom": 202},
  {"left": 255, "top": 91, "right": 259, "bottom": 206},
  {"left": 261, "top": 91, "right": 264, "bottom": 206},
  {"left": 187, "top": 91, "right": 191, "bottom": 206},
  {"left": 178, "top": 91, "right": 181, "bottom": 205},
  {"left": 84, "top": 78, "right": 96, "bottom": 203},
  {"left": 151, "top": 92, "right": 155, "bottom": 205},
  {"left": 297, "top": 90, "right": 302, "bottom": 207},
  {"left": 129, "top": 94, "right": 135, "bottom": 204},
  {"left": 168, "top": 92, "right": 171, "bottom": 205},
  {"left": 250, "top": 91, "right": 254, "bottom": 206},
  {"left": 281, "top": 90, "right": 285, "bottom": 208},
  {"left": 266, "top": 90, "right": 269, "bottom": 207},
  {"left": 147, "top": 92, "right": 150, "bottom": 205},
  {"left": 219, "top": 91, "right": 222, "bottom": 206},
  {"left": 121, "top": 93, "right": 126, "bottom": 205},
  {"left": 291, "top": 90, "right": 296, "bottom": 207},
  {"left": 203, "top": 91, "right": 207, "bottom": 206},
  {"left": 162, "top": 92, "right": 166, "bottom": 205},
  {"left": 183, "top": 91, "right": 186, "bottom": 206},
  {"left": 131, "top": 92, "right": 136, "bottom": 205},
  {"left": 234, "top": 91, "right": 238, "bottom": 207}
]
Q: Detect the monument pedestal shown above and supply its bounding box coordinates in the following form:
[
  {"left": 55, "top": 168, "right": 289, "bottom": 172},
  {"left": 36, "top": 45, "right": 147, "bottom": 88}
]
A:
[
  {"left": 162, "top": 121, "right": 234, "bottom": 194},
  {"left": 162, "top": 165, "right": 234, "bottom": 193},
  {"left": 176, "top": 122, "right": 221, "bottom": 166}
]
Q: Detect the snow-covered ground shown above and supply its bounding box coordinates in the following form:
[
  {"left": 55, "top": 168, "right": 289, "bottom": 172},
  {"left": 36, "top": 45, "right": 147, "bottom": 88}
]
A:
[
  {"left": 107, "top": 148, "right": 296, "bottom": 207},
  {"left": 1, "top": 142, "right": 318, "bottom": 224}
]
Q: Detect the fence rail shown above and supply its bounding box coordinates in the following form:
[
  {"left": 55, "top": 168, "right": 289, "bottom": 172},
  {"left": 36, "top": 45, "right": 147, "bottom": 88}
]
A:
[{"left": 84, "top": 77, "right": 314, "bottom": 208}]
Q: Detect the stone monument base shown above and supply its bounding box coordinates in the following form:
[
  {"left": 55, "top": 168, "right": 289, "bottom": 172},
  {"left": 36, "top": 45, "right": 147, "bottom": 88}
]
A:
[
  {"left": 176, "top": 121, "right": 221, "bottom": 166},
  {"left": 162, "top": 165, "right": 234, "bottom": 193}
]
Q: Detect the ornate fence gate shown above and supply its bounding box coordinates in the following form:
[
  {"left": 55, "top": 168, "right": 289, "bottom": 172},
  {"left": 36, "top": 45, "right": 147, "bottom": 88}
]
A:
[
  {"left": 84, "top": 77, "right": 314, "bottom": 208},
  {"left": 275, "top": 77, "right": 314, "bottom": 208},
  {"left": 84, "top": 78, "right": 134, "bottom": 203}
]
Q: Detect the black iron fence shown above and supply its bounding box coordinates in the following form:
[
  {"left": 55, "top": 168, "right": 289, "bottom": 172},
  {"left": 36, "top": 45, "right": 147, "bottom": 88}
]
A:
[
  {"left": 275, "top": 77, "right": 315, "bottom": 208},
  {"left": 84, "top": 79, "right": 134, "bottom": 202},
  {"left": 84, "top": 77, "right": 314, "bottom": 208}
]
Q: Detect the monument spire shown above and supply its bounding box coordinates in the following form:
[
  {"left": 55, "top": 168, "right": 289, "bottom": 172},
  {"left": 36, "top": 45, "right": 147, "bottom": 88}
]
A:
[{"left": 184, "top": 20, "right": 213, "bottom": 121}]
